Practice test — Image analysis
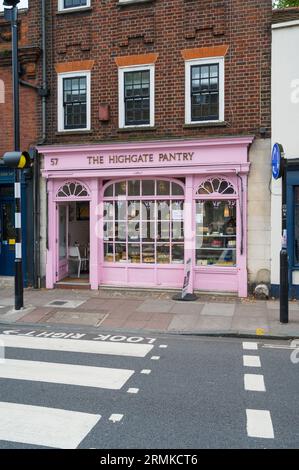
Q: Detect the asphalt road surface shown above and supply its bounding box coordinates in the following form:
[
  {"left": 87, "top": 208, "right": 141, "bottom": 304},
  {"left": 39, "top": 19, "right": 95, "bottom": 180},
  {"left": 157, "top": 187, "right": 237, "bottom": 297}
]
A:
[{"left": 0, "top": 324, "right": 298, "bottom": 449}]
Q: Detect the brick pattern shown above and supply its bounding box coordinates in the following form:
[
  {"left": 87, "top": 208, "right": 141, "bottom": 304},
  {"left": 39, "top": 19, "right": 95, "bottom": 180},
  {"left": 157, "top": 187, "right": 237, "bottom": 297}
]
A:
[
  {"left": 42, "top": 0, "right": 272, "bottom": 146},
  {"left": 272, "top": 7, "right": 299, "bottom": 24},
  {"left": 0, "top": 7, "right": 40, "bottom": 156}
]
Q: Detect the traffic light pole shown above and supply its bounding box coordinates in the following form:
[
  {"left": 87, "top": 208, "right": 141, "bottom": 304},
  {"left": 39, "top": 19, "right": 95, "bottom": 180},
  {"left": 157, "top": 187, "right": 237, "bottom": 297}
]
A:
[{"left": 5, "top": 4, "right": 23, "bottom": 310}]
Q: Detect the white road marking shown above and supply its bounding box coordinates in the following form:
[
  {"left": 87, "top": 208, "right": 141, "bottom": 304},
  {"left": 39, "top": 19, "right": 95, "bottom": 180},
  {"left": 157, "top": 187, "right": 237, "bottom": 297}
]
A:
[
  {"left": 262, "top": 344, "right": 297, "bottom": 350},
  {"left": 243, "top": 355, "right": 261, "bottom": 368},
  {"left": 246, "top": 409, "right": 274, "bottom": 439},
  {"left": 127, "top": 388, "right": 139, "bottom": 394},
  {"left": 0, "top": 334, "right": 153, "bottom": 358},
  {"left": 244, "top": 374, "right": 266, "bottom": 392},
  {"left": 159, "top": 345, "right": 168, "bottom": 348},
  {"left": 109, "top": 414, "right": 123, "bottom": 423},
  {"left": 140, "top": 369, "right": 151, "bottom": 375},
  {"left": 0, "top": 359, "right": 134, "bottom": 390},
  {"left": 150, "top": 356, "right": 160, "bottom": 360},
  {"left": 0, "top": 401, "right": 100, "bottom": 449},
  {"left": 242, "top": 342, "right": 258, "bottom": 350}
]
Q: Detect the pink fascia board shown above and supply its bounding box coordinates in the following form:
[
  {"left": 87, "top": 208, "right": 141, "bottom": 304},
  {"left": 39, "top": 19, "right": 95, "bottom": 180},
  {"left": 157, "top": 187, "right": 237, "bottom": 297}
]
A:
[{"left": 39, "top": 136, "right": 255, "bottom": 174}]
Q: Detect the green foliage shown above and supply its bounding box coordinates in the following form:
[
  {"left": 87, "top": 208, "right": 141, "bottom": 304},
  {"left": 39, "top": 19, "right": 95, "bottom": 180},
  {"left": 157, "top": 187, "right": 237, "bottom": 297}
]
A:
[{"left": 274, "top": 0, "right": 299, "bottom": 7}]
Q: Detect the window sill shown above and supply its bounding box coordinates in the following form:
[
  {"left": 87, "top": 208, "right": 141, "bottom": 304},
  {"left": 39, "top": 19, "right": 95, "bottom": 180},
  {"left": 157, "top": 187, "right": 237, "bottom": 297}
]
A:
[
  {"left": 56, "top": 7, "right": 93, "bottom": 15},
  {"left": 184, "top": 121, "right": 229, "bottom": 129},
  {"left": 56, "top": 130, "right": 93, "bottom": 136},
  {"left": 118, "top": 0, "right": 155, "bottom": 7},
  {"left": 117, "top": 126, "right": 157, "bottom": 133}
]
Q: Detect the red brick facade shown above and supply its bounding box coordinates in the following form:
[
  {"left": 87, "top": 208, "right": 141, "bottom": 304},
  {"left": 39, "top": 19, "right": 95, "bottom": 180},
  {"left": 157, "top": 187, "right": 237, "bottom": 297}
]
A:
[
  {"left": 0, "top": 7, "right": 41, "bottom": 157},
  {"left": 42, "top": 0, "right": 272, "bottom": 145}
]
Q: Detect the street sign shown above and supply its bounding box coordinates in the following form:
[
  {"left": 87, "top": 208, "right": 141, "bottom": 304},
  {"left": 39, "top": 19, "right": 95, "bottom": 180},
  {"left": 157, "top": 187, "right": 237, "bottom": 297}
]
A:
[{"left": 272, "top": 143, "right": 284, "bottom": 180}]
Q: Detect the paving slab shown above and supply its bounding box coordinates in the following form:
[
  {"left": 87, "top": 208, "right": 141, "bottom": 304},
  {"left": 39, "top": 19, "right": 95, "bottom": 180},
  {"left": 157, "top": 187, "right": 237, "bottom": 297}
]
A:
[
  {"left": 168, "top": 313, "right": 201, "bottom": 331},
  {"left": 0, "top": 298, "right": 14, "bottom": 307},
  {"left": 170, "top": 302, "right": 204, "bottom": 315},
  {"left": 195, "top": 315, "right": 233, "bottom": 331},
  {"left": 17, "top": 307, "right": 53, "bottom": 324},
  {"left": 136, "top": 300, "right": 173, "bottom": 313},
  {"left": 231, "top": 316, "right": 269, "bottom": 331},
  {"left": 201, "top": 303, "right": 236, "bottom": 317},
  {"left": 45, "top": 310, "right": 109, "bottom": 327},
  {"left": 235, "top": 305, "right": 270, "bottom": 318}
]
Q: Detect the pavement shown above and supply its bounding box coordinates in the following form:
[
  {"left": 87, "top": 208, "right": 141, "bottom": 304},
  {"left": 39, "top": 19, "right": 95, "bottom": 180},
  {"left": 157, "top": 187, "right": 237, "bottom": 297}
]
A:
[{"left": 0, "top": 286, "right": 299, "bottom": 338}]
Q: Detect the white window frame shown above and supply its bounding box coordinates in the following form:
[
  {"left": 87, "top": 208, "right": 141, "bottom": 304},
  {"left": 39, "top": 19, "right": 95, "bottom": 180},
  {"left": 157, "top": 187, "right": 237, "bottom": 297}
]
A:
[
  {"left": 118, "top": 64, "right": 155, "bottom": 129},
  {"left": 57, "top": 70, "right": 91, "bottom": 132},
  {"left": 58, "top": 0, "right": 90, "bottom": 13},
  {"left": 185, "top": 57, "right": 225, "bottom": 125}
]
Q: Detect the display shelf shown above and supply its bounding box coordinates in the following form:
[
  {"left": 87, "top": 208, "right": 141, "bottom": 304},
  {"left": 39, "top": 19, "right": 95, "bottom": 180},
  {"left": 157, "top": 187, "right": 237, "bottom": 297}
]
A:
[{"left": 198, "top": 247, "right": 236, "bottom": 251}]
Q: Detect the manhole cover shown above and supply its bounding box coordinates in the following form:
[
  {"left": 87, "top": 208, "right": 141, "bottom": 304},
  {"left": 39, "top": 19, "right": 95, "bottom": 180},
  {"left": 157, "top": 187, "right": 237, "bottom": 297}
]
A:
[
  {"left": 44, "top": 300, "right": 85, "bottom": 309},
  {"left": 48, "top": 301, "right": 67, "bottom": 306}
]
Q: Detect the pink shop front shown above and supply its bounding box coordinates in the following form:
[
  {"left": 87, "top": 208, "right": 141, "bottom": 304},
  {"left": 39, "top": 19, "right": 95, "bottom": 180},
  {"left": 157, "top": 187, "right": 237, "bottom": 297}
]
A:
[{"left": 40, "top": 137, "right": 253, "bottom": 297}]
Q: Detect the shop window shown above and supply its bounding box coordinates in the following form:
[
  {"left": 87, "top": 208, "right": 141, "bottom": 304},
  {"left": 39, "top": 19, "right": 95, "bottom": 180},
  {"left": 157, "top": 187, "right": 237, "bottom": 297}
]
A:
[
  {"left": 56, "top": 181, "right": 89, "bottom": 198},
  {"left": 195, "top": 177, "right": 237, "bottom": 267},
  {"left": 103, "top": 179, "right": 184, "bottom": 264},
  {"left": 196, "top": 177, "right": 235, "bottom": 196},
  {"left": 196, "top": 200, "right": 236, "bottom": 267}
]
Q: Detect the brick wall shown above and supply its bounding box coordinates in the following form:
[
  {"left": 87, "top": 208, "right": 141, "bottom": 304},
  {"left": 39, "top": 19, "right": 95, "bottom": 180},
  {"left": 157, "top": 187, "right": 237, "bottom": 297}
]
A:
[
  {"left": 43, "top": 0, "right": 272, "bottom": 145},
  {"left": 0, "top": 7, "right": 40, "bottom": 157},
  {"left": 272, "top": 7, "right": 299, "bottom": 24}
]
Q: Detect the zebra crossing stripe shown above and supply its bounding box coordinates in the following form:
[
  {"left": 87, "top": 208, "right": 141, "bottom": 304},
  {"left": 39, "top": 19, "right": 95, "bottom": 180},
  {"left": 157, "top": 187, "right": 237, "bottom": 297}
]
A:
[
  {"left": 246, "top": 409, "right": 274, "bottom": 439},
  {"left": 0, "top": 401, "right": 101, "bottom": 449},
  {"left": 0, "top": 334, "right": 153, "bottom": 358},
  {"left": 0, "top": 359, "right": 134, "bottom": 390}
]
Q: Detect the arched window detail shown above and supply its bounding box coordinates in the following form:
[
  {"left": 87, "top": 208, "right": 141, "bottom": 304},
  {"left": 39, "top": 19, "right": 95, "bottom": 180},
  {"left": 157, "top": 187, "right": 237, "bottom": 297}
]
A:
[
  {"left": 56, "top": 181, "right": 89, "bottom": 198},
  {"left": 103, "top": 179, "right": 184, "bottom": 198},
  {"left": 196, "top": 177, "right": 236, "bottom": 197}
]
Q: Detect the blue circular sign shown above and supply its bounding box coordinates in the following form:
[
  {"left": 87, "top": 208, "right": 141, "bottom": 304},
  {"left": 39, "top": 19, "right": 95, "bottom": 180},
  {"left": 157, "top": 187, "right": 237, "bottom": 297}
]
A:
[{"left": 272, "top": 143, "right": 283, "bottom": 180}]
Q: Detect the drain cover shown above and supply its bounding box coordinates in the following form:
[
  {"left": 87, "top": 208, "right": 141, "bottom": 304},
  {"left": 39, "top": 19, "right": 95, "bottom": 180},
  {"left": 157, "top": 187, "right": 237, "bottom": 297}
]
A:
[
  {"left": 48, "top": 301, "right": 67, "bottom": 306},
  {"left": 44, "top": 300, "right": 85, "bottom": 309}
]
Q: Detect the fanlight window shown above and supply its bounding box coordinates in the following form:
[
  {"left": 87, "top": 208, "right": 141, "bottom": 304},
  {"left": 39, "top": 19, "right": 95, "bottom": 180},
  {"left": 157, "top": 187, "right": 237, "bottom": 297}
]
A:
[
  {"left": 57, "top": 181, "right": 89, "bottom": 198},
  {"left": 196, "top": 177, "right": 236, "bottom": 196}
]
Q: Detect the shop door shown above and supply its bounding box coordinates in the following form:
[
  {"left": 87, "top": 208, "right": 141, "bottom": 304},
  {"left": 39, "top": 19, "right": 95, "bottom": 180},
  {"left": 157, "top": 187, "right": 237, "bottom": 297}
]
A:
[
  {"left": 57, "top": 204, "right": 69, "bottom": 281},
  {"left": 0, "top": 198, "right": 16, "bottom": 276}
]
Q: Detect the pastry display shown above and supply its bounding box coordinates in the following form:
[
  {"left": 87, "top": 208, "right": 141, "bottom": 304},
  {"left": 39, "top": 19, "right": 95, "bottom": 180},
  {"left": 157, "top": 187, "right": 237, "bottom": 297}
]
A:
[{"left": 143, "top": 256, "right": 155, "bottom": 263}]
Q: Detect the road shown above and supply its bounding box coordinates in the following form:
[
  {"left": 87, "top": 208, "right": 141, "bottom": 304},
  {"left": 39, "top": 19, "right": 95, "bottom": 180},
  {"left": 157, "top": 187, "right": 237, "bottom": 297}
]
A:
[{"left": 0, "top": 325, "right": 298, "bottom": 449}]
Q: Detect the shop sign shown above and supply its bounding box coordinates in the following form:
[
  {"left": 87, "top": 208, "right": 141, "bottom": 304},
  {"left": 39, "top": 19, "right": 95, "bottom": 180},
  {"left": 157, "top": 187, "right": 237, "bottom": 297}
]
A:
[{"left": 48, "top": 151, "right": 195, "bottom": 170}]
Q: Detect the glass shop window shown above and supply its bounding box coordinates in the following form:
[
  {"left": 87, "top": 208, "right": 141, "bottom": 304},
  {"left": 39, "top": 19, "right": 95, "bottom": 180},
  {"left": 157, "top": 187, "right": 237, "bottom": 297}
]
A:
[
  {"left": 196, "top": 200, "right": 237, "bottom": 267},
  {"left": 103, "top": 179, "right": 185, "bottom": 265}
]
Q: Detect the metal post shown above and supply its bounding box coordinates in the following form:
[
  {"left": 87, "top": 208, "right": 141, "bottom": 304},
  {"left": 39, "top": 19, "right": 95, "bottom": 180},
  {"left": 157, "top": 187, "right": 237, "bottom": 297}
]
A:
[
  {"left": 9, "top": 4, "right": 23, "bottom": 310},
  {"left": 280, "top": 157, "right": 288, "bottom": 323}
]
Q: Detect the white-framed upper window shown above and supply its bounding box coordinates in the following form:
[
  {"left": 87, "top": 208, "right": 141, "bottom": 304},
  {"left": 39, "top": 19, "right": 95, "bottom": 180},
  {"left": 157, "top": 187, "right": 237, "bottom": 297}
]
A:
[
  {"left": 57, "top": 71, "right": 91, "bottom": 132},
  {"left": 185, "top": 57, "right": 224, "bottom": 125},
  {"left": 58, "top": 0, "right": 90, "bottom": 12},
  {"left": 118, "top": 64, "right": 155, "bottom": 128}
]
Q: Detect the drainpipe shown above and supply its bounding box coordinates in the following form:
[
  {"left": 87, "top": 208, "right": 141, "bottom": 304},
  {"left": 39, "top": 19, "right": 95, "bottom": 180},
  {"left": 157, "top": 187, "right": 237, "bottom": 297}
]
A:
[{"left": 33, "top": 0, "right": 47, "bottom": 288}]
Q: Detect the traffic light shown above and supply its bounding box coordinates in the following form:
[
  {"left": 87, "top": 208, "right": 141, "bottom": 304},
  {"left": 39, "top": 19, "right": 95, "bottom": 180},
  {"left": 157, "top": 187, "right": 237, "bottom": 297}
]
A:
[
  {"left": 1, "top": 151, "right": 32, "bottom": 169},
  {"left": 3, "top": 1, "right": 20, "bottom": 6}
]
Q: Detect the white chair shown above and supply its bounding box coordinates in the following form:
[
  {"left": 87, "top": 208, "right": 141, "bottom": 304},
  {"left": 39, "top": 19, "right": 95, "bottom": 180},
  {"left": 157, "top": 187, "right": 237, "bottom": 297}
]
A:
[{"left": 68, "top": 246, "right": 89, "bottom": 278}]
